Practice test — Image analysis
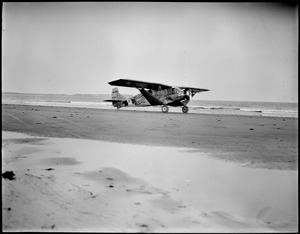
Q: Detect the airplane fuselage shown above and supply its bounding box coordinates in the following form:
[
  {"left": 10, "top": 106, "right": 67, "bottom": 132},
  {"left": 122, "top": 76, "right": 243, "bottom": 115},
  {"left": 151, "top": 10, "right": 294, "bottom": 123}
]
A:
[{"left": 125, "top": 87, "right": 189, "bottom": 107}]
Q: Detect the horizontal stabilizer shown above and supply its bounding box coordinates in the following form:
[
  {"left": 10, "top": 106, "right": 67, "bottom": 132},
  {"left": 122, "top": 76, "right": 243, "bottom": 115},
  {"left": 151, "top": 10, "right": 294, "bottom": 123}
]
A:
[{"left": 103, "top": 99, "right": 124, "bottom": 102}]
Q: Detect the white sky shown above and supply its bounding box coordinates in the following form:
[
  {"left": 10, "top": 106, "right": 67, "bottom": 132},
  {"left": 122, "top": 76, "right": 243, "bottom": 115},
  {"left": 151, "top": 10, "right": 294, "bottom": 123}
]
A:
[{"left": 2, "top": 2, "right": 298, "bottom": 102}]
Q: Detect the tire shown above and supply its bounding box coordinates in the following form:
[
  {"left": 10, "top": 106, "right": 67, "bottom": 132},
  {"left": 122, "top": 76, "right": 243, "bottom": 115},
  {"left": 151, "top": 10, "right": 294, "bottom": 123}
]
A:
[
  {"left": 182, "top": 106, "right": 189, "bottom": 114},
  {"left": 161, "top": 105, "right": 169, "bottom": 113}
]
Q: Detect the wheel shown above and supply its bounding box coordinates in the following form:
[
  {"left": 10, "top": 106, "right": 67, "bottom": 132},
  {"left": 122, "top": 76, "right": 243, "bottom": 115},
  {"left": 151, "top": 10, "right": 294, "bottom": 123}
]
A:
[
  {"left": 161, "top": 105, "right": 169, "bottom": 113},
  {"left": 182, "top": 106, "right": 189, "bottom": 114}
]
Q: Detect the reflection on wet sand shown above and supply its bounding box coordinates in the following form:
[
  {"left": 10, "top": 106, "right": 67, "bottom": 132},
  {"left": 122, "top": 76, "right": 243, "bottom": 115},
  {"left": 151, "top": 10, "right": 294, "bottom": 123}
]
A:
[{"left": 2, "top": 131, "right": 298, "bottom": 232}]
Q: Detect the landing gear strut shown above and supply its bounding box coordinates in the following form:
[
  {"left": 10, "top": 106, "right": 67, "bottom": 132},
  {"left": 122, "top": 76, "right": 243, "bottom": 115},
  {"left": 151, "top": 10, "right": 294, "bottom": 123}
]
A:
[
  {"left": 161, "top": 105, "right": 169, "bottom": 113},
  {"left": 182, "top": 106, "right": 189, "bottom": 114}
]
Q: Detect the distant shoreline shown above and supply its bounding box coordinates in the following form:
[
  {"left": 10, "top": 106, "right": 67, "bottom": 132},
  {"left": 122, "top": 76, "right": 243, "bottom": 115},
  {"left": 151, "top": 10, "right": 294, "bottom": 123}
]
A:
[{"left": 2, "top": 91, "right": 108, "bottom": 96}]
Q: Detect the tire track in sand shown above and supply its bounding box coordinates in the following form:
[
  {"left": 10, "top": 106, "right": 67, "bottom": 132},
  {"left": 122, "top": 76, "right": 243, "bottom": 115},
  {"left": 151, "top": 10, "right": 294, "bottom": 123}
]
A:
[{"left": 5, "top": 113, "right": 32, "bottom": 128}]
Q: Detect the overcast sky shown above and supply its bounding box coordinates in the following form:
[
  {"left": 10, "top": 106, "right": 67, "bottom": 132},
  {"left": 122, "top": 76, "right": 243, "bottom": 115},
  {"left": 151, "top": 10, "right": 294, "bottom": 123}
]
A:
[{"left": 2, "top": 2, "right": 298, "bottom": 102}]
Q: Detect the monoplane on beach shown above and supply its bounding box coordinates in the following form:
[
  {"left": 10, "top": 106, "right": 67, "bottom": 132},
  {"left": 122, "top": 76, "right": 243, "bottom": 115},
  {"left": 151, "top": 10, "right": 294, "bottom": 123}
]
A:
[{"left": 104, "top": 79, "right": 209, "bottom": 113}]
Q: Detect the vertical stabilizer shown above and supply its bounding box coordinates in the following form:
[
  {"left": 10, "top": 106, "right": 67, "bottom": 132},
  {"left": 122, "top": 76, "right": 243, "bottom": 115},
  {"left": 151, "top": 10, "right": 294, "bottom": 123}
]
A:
[
  {"left": 108, "top": 88, "right": 128, "bottom": 109},
  {"left": 111, "top": 87, "right": 126, "bottom": 101}
]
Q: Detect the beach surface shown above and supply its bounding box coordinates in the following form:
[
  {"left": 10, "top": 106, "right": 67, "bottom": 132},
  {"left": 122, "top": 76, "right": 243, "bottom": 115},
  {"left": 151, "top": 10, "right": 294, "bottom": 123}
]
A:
[
  {"left": 2, "top": 104, "right": 297, "bottom": 170},
  {"left": 2, "top": 104, "right": 298, "bottom": 232}
]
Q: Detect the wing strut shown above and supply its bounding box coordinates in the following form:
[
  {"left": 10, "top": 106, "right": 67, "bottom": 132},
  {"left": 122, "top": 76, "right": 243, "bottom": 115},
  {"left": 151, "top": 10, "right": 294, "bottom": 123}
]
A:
[{"left": 138, "top": 88, "right": 163, "bottom": 106}]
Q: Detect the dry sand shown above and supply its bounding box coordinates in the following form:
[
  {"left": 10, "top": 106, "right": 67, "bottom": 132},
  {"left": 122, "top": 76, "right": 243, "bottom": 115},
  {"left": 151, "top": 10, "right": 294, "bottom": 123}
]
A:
[{"left": 2, "top": 104, "right": 298, "bottom": 232}]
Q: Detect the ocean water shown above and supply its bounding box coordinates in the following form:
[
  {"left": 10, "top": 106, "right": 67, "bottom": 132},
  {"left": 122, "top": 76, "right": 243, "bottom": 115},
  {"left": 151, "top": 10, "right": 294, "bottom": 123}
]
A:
[{"left": 2, "top": 92, "right": 298, "bottom": 118}]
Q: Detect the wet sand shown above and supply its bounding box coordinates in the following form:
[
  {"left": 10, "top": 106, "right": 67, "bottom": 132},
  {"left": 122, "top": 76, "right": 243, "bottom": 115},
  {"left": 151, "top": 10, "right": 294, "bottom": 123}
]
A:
[
  {"left": 2, "top": 104, "right": 298, "bottom": 232},
  {"left": 2, "top": 131, "right": 298, "bottom": 232}
]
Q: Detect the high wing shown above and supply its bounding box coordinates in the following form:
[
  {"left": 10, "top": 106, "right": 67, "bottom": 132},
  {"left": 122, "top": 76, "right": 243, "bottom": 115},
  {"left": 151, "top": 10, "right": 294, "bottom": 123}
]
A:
[
  {"left": 108, "top": 79, "right": 172, "bottom": 91},
  {"left": 179, "top": 86, "right": 210, "bottom": 97}
]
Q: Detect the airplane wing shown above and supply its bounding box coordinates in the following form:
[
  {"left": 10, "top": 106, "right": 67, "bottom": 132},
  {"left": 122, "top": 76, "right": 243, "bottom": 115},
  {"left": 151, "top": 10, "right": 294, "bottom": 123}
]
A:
[
  {"left": 179, "top": 86, "right": 210, "bottom": 97},
  {"left": 108, "top": 79, "right": 172, "bottom": 91}
]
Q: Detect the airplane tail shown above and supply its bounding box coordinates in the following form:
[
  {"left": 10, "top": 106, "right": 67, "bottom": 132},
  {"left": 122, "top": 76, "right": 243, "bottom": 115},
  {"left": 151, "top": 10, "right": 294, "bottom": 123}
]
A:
[
  {"left": 111, "top": 87, "right": 126, "bottom": 101},
  {"left": 104, "top": 88, "right": 128, "bottom": 109}
]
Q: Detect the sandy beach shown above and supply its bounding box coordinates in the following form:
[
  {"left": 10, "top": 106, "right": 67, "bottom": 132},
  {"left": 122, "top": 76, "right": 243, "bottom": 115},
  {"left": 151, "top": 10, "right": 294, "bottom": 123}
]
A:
[
  {"left": 2, "top": 103, "right": 298, "bottom": 232},
  {"left": 2, "top": 104, "right": 298, "bottom": 170}
]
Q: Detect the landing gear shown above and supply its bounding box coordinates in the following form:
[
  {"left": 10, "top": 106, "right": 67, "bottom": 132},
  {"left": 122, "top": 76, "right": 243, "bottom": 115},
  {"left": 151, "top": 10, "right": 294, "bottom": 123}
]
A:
[
  {"left": 161, "top": 105, "right": 169, "bottom": 113},
  {"left": 182, "top": 105, "right": 189, "bottom": 114},
  {"left": 161, "top": 105, "right": 189, "bottom": 113}
]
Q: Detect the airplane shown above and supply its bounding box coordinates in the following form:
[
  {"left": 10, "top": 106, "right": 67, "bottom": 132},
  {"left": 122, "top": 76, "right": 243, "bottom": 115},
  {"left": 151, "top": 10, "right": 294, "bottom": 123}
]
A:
[{"left": 104, "top": 79, "right": 209, "bottom": 114}]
